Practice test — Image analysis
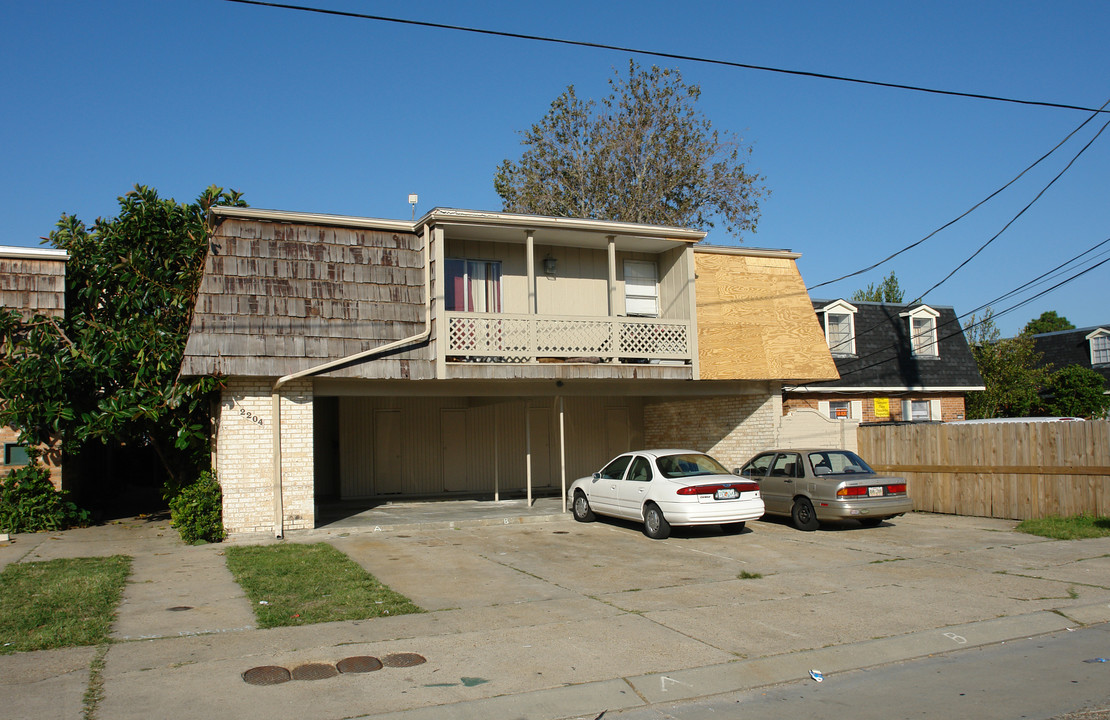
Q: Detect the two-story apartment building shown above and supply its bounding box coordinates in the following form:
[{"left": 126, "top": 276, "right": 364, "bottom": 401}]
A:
[{"left": 180, "top": 207, "right": 837, "bottom": 536}]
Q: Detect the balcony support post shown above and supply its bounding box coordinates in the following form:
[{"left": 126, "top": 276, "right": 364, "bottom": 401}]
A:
[{"left": 607, "top": 236, "right": 618, "bottom": 363}]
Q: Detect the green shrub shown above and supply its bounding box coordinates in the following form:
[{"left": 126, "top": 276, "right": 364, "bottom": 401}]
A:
[
  {"left": 168, "top": 471, "right": 226, "bottom": 544},
  {"left": 0, "top": 460, "right": 90, "bottom": 533}
]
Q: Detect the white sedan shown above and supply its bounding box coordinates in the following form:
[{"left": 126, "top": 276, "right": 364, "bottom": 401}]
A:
[{"left": 568, "top": 449, "right": 765, "bottom": 539}]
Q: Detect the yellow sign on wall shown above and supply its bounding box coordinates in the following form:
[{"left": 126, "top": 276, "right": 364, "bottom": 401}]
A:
[{"left": 873, "top": 397, "right": 890, "bottom": 418}]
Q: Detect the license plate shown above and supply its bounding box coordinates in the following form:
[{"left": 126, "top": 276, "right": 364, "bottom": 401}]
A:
[
  {"left": 715, "top": 488, "right": 740, "bottom": 500},
  {"left": 868, "top": 486, "right": 883, "bottom": 497}
]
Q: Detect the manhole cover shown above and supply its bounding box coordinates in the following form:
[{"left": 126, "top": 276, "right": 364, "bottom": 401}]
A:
[
  {"left": 381, "top": 653, "right": 426, "bottom": 668},
  {"left": 242, "top": 666, "right": 291, "bottom": 686},
  {"left": 166, "top": 606, "right": 193, "bottom": 612},
  {"left": 291, "top": 663, "right": 339, "bottom": 681},
  {"left": 337, "top": 656, "right": 383, "bottom": 673}
]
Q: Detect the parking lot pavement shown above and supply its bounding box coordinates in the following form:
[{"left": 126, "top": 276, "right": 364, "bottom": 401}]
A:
[
  {"left": 328, "top": 512, "right": 1110, "bottom": 664},
  {"left": 3, "top": 510, "right": 1110, "bottom": 720}
]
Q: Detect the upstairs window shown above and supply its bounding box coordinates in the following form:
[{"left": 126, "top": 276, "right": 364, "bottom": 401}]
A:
[
  {"left": 446, "top": 259, "right": 502, "bottom": 313},
  {"left": 623, "top": 261, "right": 659, "bottom": 317},
  {"left": 819, "top": 300, "right": 857, "bottom": 355},
  {"left": 1088, "top": 329, "right": 1110, "bottom": 366},
  {"left": 901, "top": 305, "right": 940, "bottom": 357}
]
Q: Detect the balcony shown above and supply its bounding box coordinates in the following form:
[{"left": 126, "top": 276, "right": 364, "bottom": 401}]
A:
[{"left": 446, "top": 312, "right": 692, "bottom": 365}]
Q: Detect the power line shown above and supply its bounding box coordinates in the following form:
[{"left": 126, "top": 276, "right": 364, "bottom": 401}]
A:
[
  {"left": 831, "top": 244, "right": 1110, "bottom": 380},
  {"left": 807, "top": 99, "right": 1110, "bottom": 293},
  {"left": 223, "top": 0, "right": 1109, "bottom": 115},
  {"left": 909, "top": 112, "right": 1110, "bottom": 303},
  {"left": 817, "top": 235, "right": 1110, "bottom": 370}
]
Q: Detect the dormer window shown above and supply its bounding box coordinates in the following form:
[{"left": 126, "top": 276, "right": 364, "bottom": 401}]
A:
[
  {"left": 820, "top": 300, "right": 857, "bottom": 356},
  {"left": 900, "top": 305, "right": 940, "bottom": 357},
  {"left": 1088, "top": 328, "right": 1110, "bottom": 367}
]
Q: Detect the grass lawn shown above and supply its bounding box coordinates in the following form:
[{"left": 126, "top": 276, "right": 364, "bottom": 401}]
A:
[
  {"left": 0, "top": 555, "right": 131, "bottom": 654},
  {"left": 225, "top": 542, "right": 423, "bottom": 628},
  {"left": 1016, "top": 514, "right": 1110, "bottom": 540}
]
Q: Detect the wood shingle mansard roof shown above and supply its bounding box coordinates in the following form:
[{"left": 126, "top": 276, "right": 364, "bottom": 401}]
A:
[
  {"left": 0, "top": 246, "right": 68, "bottom": 320},
  {"left": 181, "top": 208, "right": 430, "bottom": 380}
]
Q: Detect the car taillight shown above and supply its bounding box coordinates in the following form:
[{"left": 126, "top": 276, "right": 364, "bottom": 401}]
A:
[
  {"left": 837, "top": 484, "right": 907, "bottom": 497},
  {"left": 677, "top": 482, "right": 759, "bottom": 495}
]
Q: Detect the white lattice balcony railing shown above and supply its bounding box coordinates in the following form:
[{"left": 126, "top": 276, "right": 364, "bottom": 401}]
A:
[{"left": 445, "top": 312, "right": 691, "bottom": 364}]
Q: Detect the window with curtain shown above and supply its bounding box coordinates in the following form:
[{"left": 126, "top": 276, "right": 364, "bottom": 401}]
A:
[{"left": 446, "top": 258, "right": 502, "bottom": 312}]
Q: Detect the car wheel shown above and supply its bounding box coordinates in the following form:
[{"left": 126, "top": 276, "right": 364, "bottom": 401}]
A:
[
  {"left": 643, "top": 503, "right": 671, "bottom": 539},
  {"left": 857, "top": 517, "right": 883, "bottom": 528},
  {"left": 572, "top": 492, "right": 595, "bottom": 522},
  {"left": 721, "top": 521, "right": 746, "bottom": 534},
  {"left": 791, "top": 497, "right": 820, "bottom": 531}
]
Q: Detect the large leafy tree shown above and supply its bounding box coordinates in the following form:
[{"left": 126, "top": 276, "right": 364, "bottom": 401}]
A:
[
  {"left": 494, "top": 60, "right": 768, "bottom": 238},
  {"left": 851, "top": 271, "right": 905, "bottom": 303},
  {"left": 1022, "top": 310, "right": 1075, "bottom": 335},
  {"left": 964, "top": 308, "right": 1052, "bottom": 419},
  {"left": 0, "top": 185, "right": 244, "bottom": 493},
  {"left": 1037, "top": 365, "right": 1110, "bottom": 418}
]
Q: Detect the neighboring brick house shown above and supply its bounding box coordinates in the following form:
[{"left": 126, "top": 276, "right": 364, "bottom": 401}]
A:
[
  {"left": 784, "top": 299, "right": 984, "bottom": 424},
  {"left": 0, "top": 245, "right": 69, "bottom": 488},
  {"left": 180, "top": 206, "right": 838, "bottom": 536},
  {"left": 1031, "top": 324, "right": 1110, "bottom": 409}
]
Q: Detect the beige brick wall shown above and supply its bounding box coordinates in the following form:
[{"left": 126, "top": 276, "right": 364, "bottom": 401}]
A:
[
  {"left": 1, "top": 424, "right": 63, "bottom": 489},
  {"left": 643, "top": 386, "right": 779, "bottom": 470},
  {"left": 215, "top": 377, "right": 314, "bottom": 535}
]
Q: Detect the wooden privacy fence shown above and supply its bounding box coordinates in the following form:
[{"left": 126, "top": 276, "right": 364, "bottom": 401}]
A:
[{"left": 858, "top": 420, "right": 1110, "bottom": 520}]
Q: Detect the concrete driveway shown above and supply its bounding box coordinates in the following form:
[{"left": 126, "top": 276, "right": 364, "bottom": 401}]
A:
[{"left": 3, "top": 509, "right": 1109, "bottom": 720}]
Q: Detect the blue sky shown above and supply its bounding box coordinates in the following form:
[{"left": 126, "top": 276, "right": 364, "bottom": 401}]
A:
[{"left": 3, "top": 1, "right": 1107, "bottom": 337}]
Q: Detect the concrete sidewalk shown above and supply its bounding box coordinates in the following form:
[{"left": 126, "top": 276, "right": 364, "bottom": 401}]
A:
[{"left": 2, "top": 507, "right": 1109, "bottom": 720}]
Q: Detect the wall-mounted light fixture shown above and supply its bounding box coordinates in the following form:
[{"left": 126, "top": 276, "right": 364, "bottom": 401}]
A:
[{"left": 543, "top": 254, "right": 557, "bottom": 277}]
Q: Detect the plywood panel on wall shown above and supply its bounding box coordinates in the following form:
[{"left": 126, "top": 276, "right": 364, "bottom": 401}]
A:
[{"left": 694, "top": 251, "right": 838, "bottom": 382}]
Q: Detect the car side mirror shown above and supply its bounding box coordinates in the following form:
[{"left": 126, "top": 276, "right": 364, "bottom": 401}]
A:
[
  {"left": 592, "top": 472, "right": 601, "bottom": 480},
  {"left": 733, "top": 468, "right": 741, "bottom": 475}
]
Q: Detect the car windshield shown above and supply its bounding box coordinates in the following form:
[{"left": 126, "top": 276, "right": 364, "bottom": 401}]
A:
[
  {"left": 807, "top": 451, "right": 873, "bottom": 476},
  {"left": 656, "top": 453, "right": 731, "bottom": 479}
]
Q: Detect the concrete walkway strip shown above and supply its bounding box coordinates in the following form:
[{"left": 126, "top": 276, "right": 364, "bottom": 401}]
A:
[
  {"left": 0, "top": 647, "right": 96, "bottom": 720},
  {"left": 112, "top": 545, "right": 255, "bottom": 641}
]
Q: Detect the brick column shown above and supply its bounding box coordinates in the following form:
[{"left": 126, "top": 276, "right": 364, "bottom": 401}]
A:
[{"left": 216, "top": 378, "right": 315, "bottom": 535}]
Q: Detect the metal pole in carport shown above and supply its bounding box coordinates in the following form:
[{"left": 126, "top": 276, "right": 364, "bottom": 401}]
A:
[{"left": 559, "top": 395, "right": 567, "bottom": 512}]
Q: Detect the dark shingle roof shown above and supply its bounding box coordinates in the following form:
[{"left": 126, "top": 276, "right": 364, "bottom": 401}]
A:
[
  {"left": 1032, "top": 325, "right": 1110, "bottom": 384},
  {"left": 808, "top": 300, "right": 983, "bottom": 390}
]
